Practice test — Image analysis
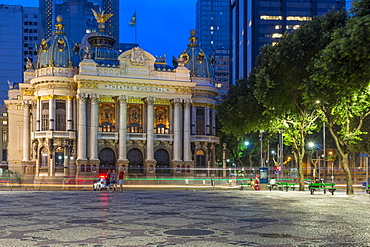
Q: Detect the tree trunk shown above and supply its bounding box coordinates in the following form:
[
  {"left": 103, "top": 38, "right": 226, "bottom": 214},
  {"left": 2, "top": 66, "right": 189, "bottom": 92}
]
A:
[
  {"left": 341, "top": 154, "right": 354, "bottom": 195},
  {"left": 297, "top": 154, "right": 305, "bottom": 191}
]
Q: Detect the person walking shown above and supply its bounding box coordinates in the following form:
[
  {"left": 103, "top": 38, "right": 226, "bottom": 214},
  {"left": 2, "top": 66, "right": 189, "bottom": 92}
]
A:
[{"left": 118, "top": 168, "right": 125, "bottom": 192}]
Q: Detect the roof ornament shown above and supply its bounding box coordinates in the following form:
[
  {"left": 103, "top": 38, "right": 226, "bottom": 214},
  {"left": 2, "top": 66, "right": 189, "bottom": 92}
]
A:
[
  {"left": 188, "top": 29, "right": 198, "bottom": 47},
  {"left": 91, "top": 9, "right": 114, "bottom": 32},
  {"left": 54, "top": 15, "right": 65, "bottom": 34}
]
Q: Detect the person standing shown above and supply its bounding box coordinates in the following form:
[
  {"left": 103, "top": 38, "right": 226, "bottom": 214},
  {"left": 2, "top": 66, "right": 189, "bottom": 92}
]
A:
[
  {"left": 110, "top": 169, "right": 117, "bottom": 192},
  {"left": 118, "top": 168, "right": 125, "bottom": 192}
]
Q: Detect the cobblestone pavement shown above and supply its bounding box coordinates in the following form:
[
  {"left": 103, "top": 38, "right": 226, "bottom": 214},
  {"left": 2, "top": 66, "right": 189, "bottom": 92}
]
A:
[{"left": 0, "top": 189, "right": 369, "bottom": 246}]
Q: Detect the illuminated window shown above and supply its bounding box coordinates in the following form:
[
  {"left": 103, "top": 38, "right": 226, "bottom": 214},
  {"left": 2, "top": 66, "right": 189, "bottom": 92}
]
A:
[
  {"left": 260, "top": 15, "right": 282, "bottom": 20},
  {"left": 286, "top": 16, "right": 312, "bottom": 21},
  {"left": 272, "top": 42, "right": 279, "bottom": 46},
  {"left": 210, "top": 26, "right": 214, "bottom": 30},
  {"left": 272, "top": 33, "right": 283, "bottom": 38},
  {"left": 215, "top": 83, "right": 222, "bottom": 88},
  {"left": 2, "top": 112, "right": 7, "bottom": 117},
  {"left": 293, "top": 25, "right": 300, "bottom": 29},
  {"left": 2, "top": 130, "right": 7, "bottom": 143},
  {"left": 275, "top": 25, "right": 282, "bottom": 29},
  {"left": 2, "top": 121, "right": 7, "bottom": 125}
]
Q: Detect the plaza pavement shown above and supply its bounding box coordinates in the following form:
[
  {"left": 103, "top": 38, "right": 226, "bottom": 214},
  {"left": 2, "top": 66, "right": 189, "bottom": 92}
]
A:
[{"left": 0, "top": 187, "right": 369, "bottom": 246}]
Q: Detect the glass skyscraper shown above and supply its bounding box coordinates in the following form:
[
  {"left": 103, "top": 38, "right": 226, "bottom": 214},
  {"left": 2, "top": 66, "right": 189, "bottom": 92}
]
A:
[
  {"left": 196, "top": 0, "right": 230, "bottom": 103},
  {"left": 39, "top": 0, "right": 119, "bottom": 46},
  {"left": 231, "top": 0, "right": 346, "bottom": 84}
]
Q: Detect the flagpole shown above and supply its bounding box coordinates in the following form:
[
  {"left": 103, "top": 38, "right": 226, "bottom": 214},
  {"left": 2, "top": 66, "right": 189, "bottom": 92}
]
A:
[{"left": 134, "top": 9, "right": 137, "bottom": 44}]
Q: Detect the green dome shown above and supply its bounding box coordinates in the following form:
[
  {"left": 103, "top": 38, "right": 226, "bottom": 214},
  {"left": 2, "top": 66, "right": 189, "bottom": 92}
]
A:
[
  {"left": 36, "top": 16, "right": 80, "bottom": 70},
  {"left": 179, "top": 30, "right": 214, "bottom": 78}
]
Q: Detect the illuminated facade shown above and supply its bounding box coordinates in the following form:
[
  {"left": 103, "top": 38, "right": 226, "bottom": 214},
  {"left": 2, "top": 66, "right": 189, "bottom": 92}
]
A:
[
  {"left": 5, "top": 15, "right": 219, "bottom": 184},
  {"left": 231, "top": 0, "right": 346, "bottom": 84}
]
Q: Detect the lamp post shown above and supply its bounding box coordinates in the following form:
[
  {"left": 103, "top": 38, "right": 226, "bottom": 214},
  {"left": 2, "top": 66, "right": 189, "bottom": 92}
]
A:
[
  {"left": 245, "top": 141, "right": 250, "bottom": 174},
  {"left": 308, "top": 142, "right": 315, "bottom": 178},
  {"left": 222, "top": 143, "right": 227, "bottom": 178}
]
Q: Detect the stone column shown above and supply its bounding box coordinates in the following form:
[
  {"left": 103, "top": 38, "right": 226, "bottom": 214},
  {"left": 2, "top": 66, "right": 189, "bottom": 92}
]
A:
[
  {"left": 89, "top": 94, "right": 99, "bottom": 160},
  {"left": 146, "top": 97, "right": 155, "bottom": 161},
  {"left": 49, "top": 95, "right": 56, "bottom": 131},
  {"left": 22, "top": 101, "right": 32, "bottom": 162},
  {"left": 66, "top": 96, "right": 74, "bottom": 131},
  {"left": 35, "top": 96, "right": 41, "bottom": 131},
  {"left": 183, "top": 99, "right": 192, "bottom": 161},
  {"left": 173, "top": 98, "right": 182, "bottom": 161},
  {"left": 118, "top": 95, "right": 128, "bottom": 161},
  {"left": 77, "top": 93, "right": 87, "bottom": 160}
]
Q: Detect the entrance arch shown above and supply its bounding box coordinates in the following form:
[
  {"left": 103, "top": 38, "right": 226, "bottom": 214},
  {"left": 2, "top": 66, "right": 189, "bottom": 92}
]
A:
[
  {"left": 99, "top": 148, "right": 116, "bottom": 172},
  {"left": 154, "top": 149, "right": 170, "bottom": 175},
  {"left": 127, "top": 148, "right": 144, "bottom": 174},
  {"left": 195, "top": 149, "right": 206, "bottom": 174}
]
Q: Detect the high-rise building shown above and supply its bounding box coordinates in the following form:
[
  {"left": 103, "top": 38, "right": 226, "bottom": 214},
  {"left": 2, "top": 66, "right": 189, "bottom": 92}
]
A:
[
  {"left": 231, "top": 0, "right": 346, "bottom": 84},
  {"left": 196, "top": 0, "right": 230, "bottom": 103},
  {"left": 0, "top": 5, "right": 39, "bottom": 102},
  {"left": 39, "top": 0, "right": 119, "bottom": 46}
]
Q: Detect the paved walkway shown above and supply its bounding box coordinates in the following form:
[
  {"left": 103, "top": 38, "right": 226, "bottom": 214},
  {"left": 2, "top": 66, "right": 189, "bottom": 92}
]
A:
[{"left": 0, "top": 189, "right": 369, "bottom": 246}]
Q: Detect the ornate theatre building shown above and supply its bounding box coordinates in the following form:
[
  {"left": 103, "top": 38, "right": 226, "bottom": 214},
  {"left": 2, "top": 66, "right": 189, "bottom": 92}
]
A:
[{"left": 5, "top": 13, "right": 219, "bottom": 183}]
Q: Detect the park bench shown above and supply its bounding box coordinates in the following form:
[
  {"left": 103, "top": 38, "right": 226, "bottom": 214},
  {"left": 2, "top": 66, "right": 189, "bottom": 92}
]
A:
[
  {"left": 240, "top": 183, "right": 251, "bottom": 190},
  {"left": 271, "top": 182, "right": 297, "bottom": 191},
  {"left": 308, "top": 182, "right": 337, "bottom": 195}
]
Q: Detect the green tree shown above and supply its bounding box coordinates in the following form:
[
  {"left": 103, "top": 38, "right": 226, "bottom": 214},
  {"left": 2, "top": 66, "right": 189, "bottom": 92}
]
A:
[
  {"left": 251, "top": 11, "right": 347, "bottom": 190},
  {"left": 310, "top": 0, "right": 370, "bottom": 194}
]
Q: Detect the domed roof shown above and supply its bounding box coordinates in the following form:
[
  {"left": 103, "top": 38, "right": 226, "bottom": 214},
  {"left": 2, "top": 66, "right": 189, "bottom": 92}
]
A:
[
  {"left": 84, "top": 10, "right": 119, "bottom": 66},
  {"left": 36, "top": 16, "right": 80, "bottom": 69},
  {"left": 178, "top": 29, "right": 214, "bottom": 78}
]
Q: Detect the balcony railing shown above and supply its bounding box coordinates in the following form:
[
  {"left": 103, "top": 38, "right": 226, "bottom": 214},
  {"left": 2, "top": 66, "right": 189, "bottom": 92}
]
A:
[
  {"left": 191, "top": 135, "right": 220, "bottom": 143},
  {"left": 154, "top": 134, "right": 173, "bottom": 141},
  {"left": 127, "top": 133, "right": 147, "bottom": 140},
  {"left": 98, "top": 132, "right": 118, "bottom": 140},
  {"left": 32, "top": 131, "right": 76, "bottom": 139}
]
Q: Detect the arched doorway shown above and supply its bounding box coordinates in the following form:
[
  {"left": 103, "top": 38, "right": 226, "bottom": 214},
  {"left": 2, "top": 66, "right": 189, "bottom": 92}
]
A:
[
  {"left": 154, "top": 149, "right": 170, "bottom": 175},
  {"left": 99, "top": 148, "right": 116, "bottom": 172},
  {"left": 40, "top": 147, "right": 48, "bottom": 168},
  {"left": 195, "top": 149, "right": 206, "bottom": 174},
  {"left": 127, "top": 148, "right": 144, "bottom": 174}
]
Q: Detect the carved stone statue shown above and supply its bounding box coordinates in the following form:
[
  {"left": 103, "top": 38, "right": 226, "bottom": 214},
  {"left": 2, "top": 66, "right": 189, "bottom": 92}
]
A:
[
  {"left": 83, "top": 46, "right": 93, "bottom": 59},
  {"left": 26, "top": 57, "right": 34, "bottom": 70},
  {"left": 130, "top": 47, "right": 145, "bottom": 66}
]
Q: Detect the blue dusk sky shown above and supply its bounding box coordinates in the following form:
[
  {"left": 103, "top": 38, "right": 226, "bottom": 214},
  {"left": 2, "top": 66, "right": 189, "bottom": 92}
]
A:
[{"left": 1, "top": 0, "right": 197, "bottom": 64}]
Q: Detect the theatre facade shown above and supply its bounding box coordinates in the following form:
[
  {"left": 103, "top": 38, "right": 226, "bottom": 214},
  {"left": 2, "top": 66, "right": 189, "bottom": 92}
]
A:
[{"left": 5, "top": 14, "right": 219, "bottom": 182}]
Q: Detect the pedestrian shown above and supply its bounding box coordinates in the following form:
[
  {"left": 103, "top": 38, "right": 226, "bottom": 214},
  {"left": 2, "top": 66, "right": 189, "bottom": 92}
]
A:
[
  {"left": 110, "top": 169, "right": 117, "bottom": 192},
  {"left": 249, "top": 178, "right": 255, "bottom": 190},
  {"left": 118, "top": 168, "right": 125, "bottom": 192},
  {"left": 254, "top": 177, "right": 260, "bottom": 190},
  {"left": 106, "top": 169, "right": 111, "bottom": 191}
]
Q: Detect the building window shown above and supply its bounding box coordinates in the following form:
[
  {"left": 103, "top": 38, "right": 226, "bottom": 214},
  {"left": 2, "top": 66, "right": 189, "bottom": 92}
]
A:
[
  {"left": 196, "top": 108, "right": 205, "bottom": 135},
  {"left": 2, "top": 130, "right": 7, "bottom": 143},
  {"left": 2, "top": 112, "right": 7, "bottom": 117},
  {"left": 126, "top": 104, "right": 143, "bottom": 133},
  {"left": 2, "top": 149, "right": 7, "bottom": 161},
  {"left": 2, "top": 121, "right": 7, "bottom": 125},
  {"left": 56, "top": 101, "right": 66, "bottom": 131},
  {"left": 99, "top": 102, "right": 116, "bottom": 132},
  {"left": 41, "top": 102, "right": 49, "bottom": 131},
  {"left": 40, "top": 147, "right": 48, "bottom": 167}
]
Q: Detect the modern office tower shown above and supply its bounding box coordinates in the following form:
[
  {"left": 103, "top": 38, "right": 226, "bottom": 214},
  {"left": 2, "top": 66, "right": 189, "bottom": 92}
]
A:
[
  {"left": 196, "top": 0, "right": 230, "bottom": 103},
  {"left": 231, "top": 0, "right": 346, "bottom": 84},
  {"left": 39, "top": 0, "right": 119, "bottom": 45},
  {"left": 0, "top": 5, "right": 39, "bottom": 102}
]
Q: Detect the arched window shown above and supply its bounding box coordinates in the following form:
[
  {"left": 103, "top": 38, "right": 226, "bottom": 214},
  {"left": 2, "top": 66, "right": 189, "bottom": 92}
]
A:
[
  {"left": 195, "top": 149, "right": 206, "bottom": 174},
  {"left": 41, "top": 102, "right": 49, "bottom": 131},
  {"left": 56, "top": 101, "right": 66, "bottom": 131}
]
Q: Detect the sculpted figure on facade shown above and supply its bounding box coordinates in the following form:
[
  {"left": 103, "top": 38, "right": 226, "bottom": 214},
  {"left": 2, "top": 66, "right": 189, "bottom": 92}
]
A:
[{"left": 130, "top": 47, "right": 145, "bottom": 66}]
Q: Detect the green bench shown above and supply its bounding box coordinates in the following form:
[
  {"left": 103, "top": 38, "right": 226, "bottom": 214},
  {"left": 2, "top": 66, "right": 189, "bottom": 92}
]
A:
[
  {"left": 269, "top": 182, "right": 297, "bottom": 191},
  {"left": 364, "top": 185, "right": 370, "bottom": 194},
  {"left": 240, "top": 183, "right": 251, "bottom": 190},
  {"left": 308, "top": 183, "right": 337, "bottom": 195}
]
